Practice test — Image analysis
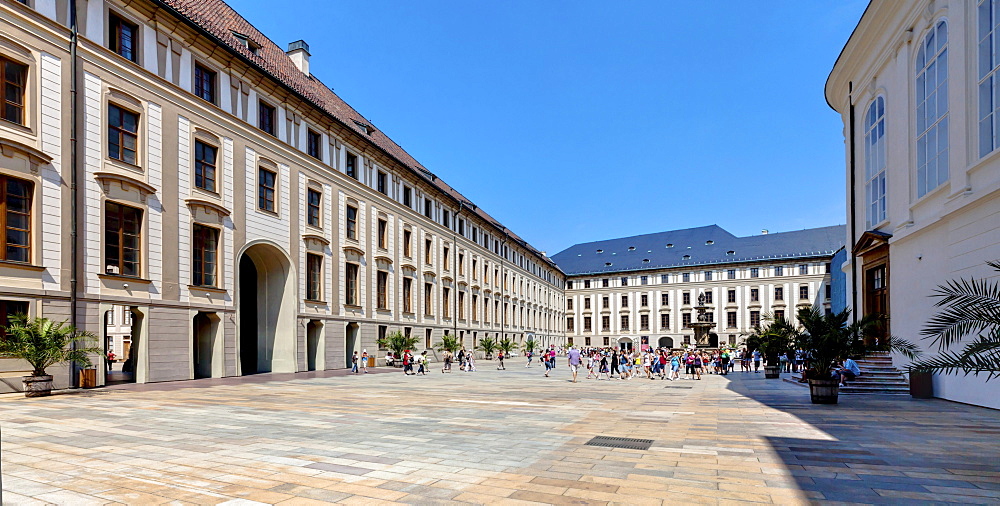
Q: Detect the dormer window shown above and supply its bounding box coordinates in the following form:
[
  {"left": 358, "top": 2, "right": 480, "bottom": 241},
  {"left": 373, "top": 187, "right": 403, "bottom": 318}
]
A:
[
  {"left": 232, "top": 32, "right": 260, "bottom": 56},
  {"left": 352, "top": 120, "right": 372, "bottom": 135}
]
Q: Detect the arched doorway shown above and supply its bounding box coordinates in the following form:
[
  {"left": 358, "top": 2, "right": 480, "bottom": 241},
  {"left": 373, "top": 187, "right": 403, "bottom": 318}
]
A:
[
  {"left": 238, "top": 242, "right": 297, "bottom": 375},
  {"left": 345, "top": 322, "right": 359, "bottom": 368},
  {"left": 658, "top": 336, "right": 674, "bottom": 349},
  {"left": 708, "top": 333, "right": 719, "bottom": 348},
  {"left": 618, "top": 337, "right": 633, "bottom": 352},
  {"left": 193, "top": 312, "right": 220, "bottom": 379},
  {"left": 306, "top": 320, "right": 323, "bottom": 371}
]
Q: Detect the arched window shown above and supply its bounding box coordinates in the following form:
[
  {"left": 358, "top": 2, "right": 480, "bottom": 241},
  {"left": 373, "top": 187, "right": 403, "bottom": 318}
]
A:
[
  {"left": 916, "top": 21, "right": 948, "bottom": 197},
  {"left": 864, "top": 96, "right": 886, "bottom": 228}
]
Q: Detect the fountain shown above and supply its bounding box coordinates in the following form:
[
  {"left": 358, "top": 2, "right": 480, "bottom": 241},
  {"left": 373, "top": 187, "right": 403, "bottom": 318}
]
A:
[{"left": 690, "top": 291, "right": 716, "bottom": 347}]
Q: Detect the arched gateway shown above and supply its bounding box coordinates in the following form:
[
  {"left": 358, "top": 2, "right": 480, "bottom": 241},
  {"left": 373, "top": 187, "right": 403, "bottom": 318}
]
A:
[{"left": 238, "top": 241, "right": 297, "bottom": 375}]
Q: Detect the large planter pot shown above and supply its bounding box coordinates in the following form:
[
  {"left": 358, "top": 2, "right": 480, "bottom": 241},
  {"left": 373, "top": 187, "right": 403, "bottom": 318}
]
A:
[
  {"left": 909, "top": 371, "right": 934, "bottom": 399},
  {"left": 764, "top": 365, "right": 781, "bottom": 379},
  {"left": 808, "top": 379, "right": 840, "bottom": 404},
  {"left": 22, "top": 375, "right": 53, "bottom": 398}
]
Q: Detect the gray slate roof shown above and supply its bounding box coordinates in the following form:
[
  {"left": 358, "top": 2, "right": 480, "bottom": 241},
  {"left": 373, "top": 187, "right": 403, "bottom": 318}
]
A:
[{"left": 550, "top": 225, "right": 846, "bottom": 276}]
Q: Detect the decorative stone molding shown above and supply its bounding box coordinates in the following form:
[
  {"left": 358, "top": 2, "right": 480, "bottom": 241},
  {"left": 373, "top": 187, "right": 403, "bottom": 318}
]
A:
[
  {"left": 302, "top": 234, "right": 330, "bottom": 247},
  {"left": 0, "top": 138, "right": 52, "bottom": 174},
  {"left": 94, "top": 172, "right": 157, "bottom": 203},
  {"left": 185, "top": 198, "right": 231, "bottom": 217}
]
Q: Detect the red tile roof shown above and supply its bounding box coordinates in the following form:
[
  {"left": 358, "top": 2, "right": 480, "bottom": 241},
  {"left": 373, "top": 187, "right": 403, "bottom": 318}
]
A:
[{"left": 156, "top": 0, "right": 559, "bottom": 271}]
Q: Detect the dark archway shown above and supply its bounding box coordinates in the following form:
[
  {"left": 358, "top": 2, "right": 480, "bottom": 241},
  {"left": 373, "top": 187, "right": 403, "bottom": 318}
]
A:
[
  {"left": 345, "top": 322, "right": 359, "bottom": 368},
  {"left": 238, "top": 242, "right": 297, "bottom": 375},
  {"left": 193, "top": 312, "right": 219, "bottom": 379},
  {"left": 658, "top": 336, "right": 674, "bottom": 349},
  {"left": 239, "top": 256, "right": 259, "bottom": 374},
  {"left": 307, "top": 320, "right": 322, "bottom": 371}
]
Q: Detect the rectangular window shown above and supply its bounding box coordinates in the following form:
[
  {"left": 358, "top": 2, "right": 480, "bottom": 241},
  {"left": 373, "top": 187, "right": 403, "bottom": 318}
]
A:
[
  {"left": 377, "top": 219, "right": 387, "bottom": 249},
  {"left": 682, "top": 292, "right": 690, "bottom": 305},
  {"left": 194, "top": 141, "right": 217, "bottom": 193},
  {"left": 442, "top": 287, "right": 450, "bottom": 318},
  {"left": 425, "top": 239, "right": 432, "bottom": 264},
  {"left": 602, "top": 296, "right": 609, "bottom": 309},
  {"left": 345, "top": 152, "right": 357, "bottom": 179},
  {"left": 377, "top": 171, "right": 387, "bottom": 195},
  {"left": 105, "top": 201, "right": 142, "bottom": 277},
  {"left": 108, "top": 104, "right": 139, "bottom": 165},
  {"left": 602, "top": 278, "right": 609, "bottom": 288},
  {"left": 403, "top": 186, "right": 412, "bottom": 207},
  {"left": 727, "top": 289, "right": 736, "bottom": 303},
  {"left": 705, "top": 312, "right": 713, "bottom": 322},
  {"left": 727, "top": 269, "right": 736, "bottom": 280},
  {"left": 584, "top": 280, "right": 591, "bottom": 288},
  {"left": 1, "top": 175, "right": 32, "bottom": 263},
  {"left": 567, "top": 317, "right": 574, "bottom": 331},
  {"left": 751, "top": 288, "right": 759, "bottom": 302},
  {"left": 641, "top": 275, "right": 648, "bottom": 285},
  {"left": 750, "top": 267, "right": 759, "bottom": 278},
  {"left": 109, "top": 14, "right": 138, "bottom": 62},
  {"left": 584, "top": 298, "right": 591, "bottom": 309},
  {"left": 346, "top": 205, "right": 357, "bottom": 240},
  {"left": 640, "top": 314, "right": 649, "bottom": 331},
  {"left": 0, "top": 300, "right": 28, "bottom": 338},
  {"left": 471, "top": 293, "right": 478, "bottom": 320},
  {"left": 442, "top": 210, "right": 450, "bottom": 228},
  {"left": 192, "top": 224, "right": 218, "bottom": 287},
  {"left": 584, "top": 316, "right": 592, "bottom": 331},
  {"left": 825, "top": 262, "right": 832, "bottom": 274},
  {"left": 403, "top": 277, "right": 412, "bottom": 313},
  {"left": 194, "top": 64, "right": 216, "bottom": 104},
  {"left": 704, "top": 291, "right": 713, "bottom": 304},
  {"left": 727, "top": 311, "right": 737, "bottom": 329},
  {"left": 865, "top": 96, "right": 887, "bottom": 225},
  {"left": 799, "top": 284, "right": 809, "bottom": 300},
  {"left": 258, "top": 167, "right": 276, "bottom": 212},
  {"left": 661, "top": 293, "right": 668, "bottom": 305},
  {"left": 1, "top": 57, "right": 27, "bottom": 125},
  {"left": 661, "top": 274, "right": 668, "bottom": 283},
  {"left": 601, "top": 315, "right": 610, "bottom": 332},
  {"left": 621, "top": 276, "right": 628, "bottom": 286},
  {"left": 660, "top": 313, "right": 670, "bottom": 330},
  {"left": 443, "top": 246, "right": 450, "bottom": 269},
  {"left": 307, "top": 130, "right": 321, "bottom": 160},
  {"left": 472, "top": 258, "right": 477, "bottom": 279},
  {"left": 424, "top": 282, "right": 433, "bottom": 315},
  {"left": 258, "top": 101, "right": 275, "bottom": 135},
  {"left": 774, "top": 309, "right": 785, "bottom": 321},
  {"left": 458, "top": 253, "right": 464, "bottom": 275},
  {"left": 107, "top": 310, "right": 114, "bottom": 325},
  {"left": 682, "top": 312, "right": 691, "bottom": 328},
  {"left": 458, "top": 291, "right": 465, "bottom": 319},
  {"left": 307, "top": 188, "right": 321, "bottom": 228},
  {"left": 775, "top": 287, "right": 783, "bottom": 301},
  {"left": 403, "top": 229, "right": 412, "bottom": 256},
  {"left": 682, "top": 273, "right": 690, "bottom": 282},
  {"left": 424, "top": 198, "right": 433, "bottom": 219},
  {"left": 345, "top": 262, "right": 358, "bottom": 305},
  {"left": 704, "top": 270, "right": 713, "bottom": 281},
  {"left": 621, "top": 295, "right": 628, "bottom": 308},
  {"left": 775, "top": 266, "right": 784, "bottom": 276},
  {"left": 826, "top": 283, "right": 832, "bottom": 299},
  {"left": 641, "top": 294, "right": 648, "bottom": 307},
  {"left": 799, "top": 264, "right": 809, "bottom": 275},
  {"left": 566, "top": 298, "right": 573, "bottom": 310},
  {"left": 306, "top": 253, "right": 322, "bottom": 301}
]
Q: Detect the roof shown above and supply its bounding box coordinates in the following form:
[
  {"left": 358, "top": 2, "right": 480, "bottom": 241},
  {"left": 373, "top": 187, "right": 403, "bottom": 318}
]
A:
[
  {"left": 155, "top": 0, "right": 559, "bottom": 271},
  {"left": 550, "top": 225, "right": 846, "bottom": 276}
]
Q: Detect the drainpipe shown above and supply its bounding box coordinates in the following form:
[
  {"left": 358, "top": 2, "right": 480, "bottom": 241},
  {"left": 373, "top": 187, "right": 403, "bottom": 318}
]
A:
[
  {"left": 848, "top": 82, "right": 858, "bottom": 325},
  {"left": 69, "top": 0, "right": 81, "bottom": 386},
  {"left": 453, "top": 203, "right": 462, "bottom": 344},
  {"left": 500, "top": 228, "right": 507, "bottom": 345}
]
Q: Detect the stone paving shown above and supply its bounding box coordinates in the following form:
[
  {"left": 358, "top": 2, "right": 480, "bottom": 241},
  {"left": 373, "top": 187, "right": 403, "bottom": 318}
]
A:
[{"left": 0, "top": 362, "right": 998, "bottom": 505}]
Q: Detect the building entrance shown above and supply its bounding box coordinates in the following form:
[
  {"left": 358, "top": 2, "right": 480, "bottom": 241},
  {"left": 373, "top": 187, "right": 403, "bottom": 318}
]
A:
[
  {"left": 658, "top": 336, "right": 674, "bottom": 349},
  {"left": 238, "top": 242, "right": 297, "bottom": 375}
]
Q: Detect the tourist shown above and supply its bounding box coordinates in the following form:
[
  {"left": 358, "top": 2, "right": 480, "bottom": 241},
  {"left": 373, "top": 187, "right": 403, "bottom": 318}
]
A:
[
  {"left": 361, "top": 349, "right": 369, "bottom": 374},
  {"left": 567, "top": 346, "right": 582, "bottom": 382},
  {"left": 779, "top": 351, "right": 788, "bottom": 373},
  {"left": 670, "top": 352, "right": 681, "bottom": 380},
  {"left": 834, "top": 356, "right": 861, "bottom": 387},
  {"left": 497, "top": 351, "right": 506, "bottom": 370},
  {"left": 417, "top": 351, "right": 428, "bottom": 375},
  {"left": 402, "top": 350, "right": 412, "bottom": 375},
  {"left": 693, "top": 353, "right": 703, "bottom": 380},
  {"left": 385, "top": 351, "right": 395, "bottom": 367},
  {"left": 610, "top": 351, "right": 619, "bottom": 379},
  {"left": 442, "top": 350, "right": 453, "bottom": 373},
  {"left": 525, "top": 349, "right": 534, "bottom": 367},
  {"left": 458, "top": 348, "right": 467, "bottom": 371},
  {"left": 752, "top": 349, "right": 761, "bottom": 373},
  {"left": 599, "top": 352, "right": 610, "bottom": 380},
  {"left": 351, "top": 351, "right": 359, "bottom": 374},
  {"left": 544, "top": 350, "right": 553, "bottom": 377},
  {"left": 684, "top": 352, "right": 696, "bottom": 379},
  {"left": 467, "top": 352, "right": 477, "bottom": 372}
]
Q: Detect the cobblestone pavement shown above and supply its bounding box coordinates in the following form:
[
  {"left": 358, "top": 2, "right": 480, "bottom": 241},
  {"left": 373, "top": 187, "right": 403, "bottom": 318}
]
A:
[{"left": 1, "top": 362, "right": 998, "bottom": 505}]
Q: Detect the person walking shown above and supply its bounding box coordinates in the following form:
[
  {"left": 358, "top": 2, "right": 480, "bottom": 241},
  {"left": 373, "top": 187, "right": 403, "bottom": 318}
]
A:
[
  {"left": 417, "top": 351, "right": 428, "bottom": 375},
  {"left": 351, "top": 351, "right": 359, "bottom": 374},
  {"left": 752, "top": 349, "right": 761, "bottom": 373},
  {"left": 599, "top": 352, "right": 610, "bottom": 380},
  {"left": 402, "top": 350, "right": 412, "bottom": 375},
  {"left": 670, "top": 351, "right": 681, "bottom": 380},
  {"left": 567, "top": 346, "right": 582, "bottom": 382},
  {"left": 467, "top": 352, "right": 477, "bottom": 372},
  {"left": 525, "top": 350, "right": 534, "bottom": 367},
  {"left": 497, "top": 351, "right": 506, "bottom": 370},
  {"left": 442, "top": 350, "right": 452, "bottom": 373},
  {"left": 361, "top": 349, "right": 369, "bottom": 374},
  {"left": 544, "top": 348, "right": 553, "bottom": 377},
  {"left": 609, "top": 351, "right": 619, "bottom": 379}
]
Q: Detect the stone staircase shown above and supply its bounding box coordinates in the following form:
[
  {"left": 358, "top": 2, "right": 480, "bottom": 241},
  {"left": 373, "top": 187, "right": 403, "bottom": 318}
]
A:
[{"left": 783, "top": 353, "right": 910, "bottom": 394}]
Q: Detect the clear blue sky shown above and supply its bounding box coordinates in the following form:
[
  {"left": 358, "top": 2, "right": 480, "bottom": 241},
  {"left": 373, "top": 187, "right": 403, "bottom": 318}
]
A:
[{"left": 236, "top": 0, "right": 868, "bottom": 255}]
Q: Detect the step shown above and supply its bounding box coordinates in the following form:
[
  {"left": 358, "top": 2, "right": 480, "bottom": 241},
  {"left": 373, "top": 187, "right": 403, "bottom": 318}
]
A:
[{"left": 782, "top": 377, "right": 910, "bottom": 395}]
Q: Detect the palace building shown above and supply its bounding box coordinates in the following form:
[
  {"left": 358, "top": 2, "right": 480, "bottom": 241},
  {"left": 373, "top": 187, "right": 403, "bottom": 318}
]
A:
[
  {"left": 0, "top": 0, "right": 566, "bottom": 391},
  {"left": 552, "top": 225, "right": 845, "bottom": 352},
  {"left": 827, "top": 0, "right": 1000, "bottom": 409}
]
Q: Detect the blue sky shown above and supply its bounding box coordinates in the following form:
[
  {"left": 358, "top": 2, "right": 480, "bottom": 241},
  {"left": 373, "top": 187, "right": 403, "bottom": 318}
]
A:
[{"left": 236, "top": 0, "right": 869, "bottom": 255}]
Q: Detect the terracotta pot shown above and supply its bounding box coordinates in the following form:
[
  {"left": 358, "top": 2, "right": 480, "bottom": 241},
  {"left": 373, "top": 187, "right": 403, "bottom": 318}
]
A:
[
  {"left": 22, "top": 375, "right": 53, "bottom": 398},
  {"left": 808, "top": 378, "right": 840, "bottom": 404},
  {"left": 764, "top": 365, "right": 781, "bottom": 379}
]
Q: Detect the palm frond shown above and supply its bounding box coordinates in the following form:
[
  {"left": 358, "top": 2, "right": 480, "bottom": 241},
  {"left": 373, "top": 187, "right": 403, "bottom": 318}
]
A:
[
  {"left": 907, "top": 333, "right": 1000, "bottom": 379},
  {"left": 922, "top": 275, "right": 1000, "bottom": 349}
]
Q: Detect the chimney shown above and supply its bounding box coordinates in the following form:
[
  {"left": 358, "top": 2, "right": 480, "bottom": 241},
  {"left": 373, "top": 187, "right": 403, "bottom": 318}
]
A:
[
  {"left": 286, "top": 40, "right": 310, "bottom": 75},
  {"left": 761, "top": 229, "right": 769, "bottom": 235}
]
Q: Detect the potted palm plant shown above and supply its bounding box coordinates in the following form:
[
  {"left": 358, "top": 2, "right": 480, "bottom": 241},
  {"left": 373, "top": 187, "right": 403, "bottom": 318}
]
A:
[
  {"left": 523, "top": 338, "right": 537, "bottom": 355},
  {"left": 796, "top": 306, "right": 919, "bottom": 404},
  {"left": 497, "top": 337, "right": 517, "bottom": 357},
  {"left": 0, "top": 315, "right": 101, "bottom": 397},
  {"left": 745, "top": 314, "right": 797, "bottom": 379},
  {"left": 376, "top": 330, "right": 420, "bottom": 367},
  {"left": 477, "top": 336, "right": 497, "bottom": 359},
  {"left": 435, "top": 333, "right": 462, "bottom": 355}
]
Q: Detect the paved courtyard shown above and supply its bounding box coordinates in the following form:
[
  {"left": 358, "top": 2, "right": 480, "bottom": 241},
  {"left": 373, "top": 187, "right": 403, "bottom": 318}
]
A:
[{"left": 0, "top": 362, "right": 998, "bottom": 505}]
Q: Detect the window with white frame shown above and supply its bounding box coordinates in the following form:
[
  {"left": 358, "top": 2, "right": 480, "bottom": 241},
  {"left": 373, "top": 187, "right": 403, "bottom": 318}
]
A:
[
  {"left": 865, "top": 96, "right": 887, "bottom": 227},
  {"left": 916, "top": 20, "right": 948, "bottom": 197},
  {"left": 981, "top": 0, "right": 1000, "bottom": 157}
]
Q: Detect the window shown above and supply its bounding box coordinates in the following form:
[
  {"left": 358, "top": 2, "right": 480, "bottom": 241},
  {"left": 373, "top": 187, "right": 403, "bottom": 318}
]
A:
[
  {"left": 108, "top": 104, "right": 139, "bottom": 165},
  {"left": 641, "top": 294, "right": 648, "bottom": 307},
  {"left": 442, "top": 210, "right": 450, "bottom": 228},
  {"left": 916, "top": 20, "right": 949, "bottom": 196},
  {"left": 660, "top": 313, "right": 670, "bottom": 330},
  {"left": 750, "top": 267, "right": 759, "bottom": 278},
  {"left": 0, "top": 57, "right": 27, "bottom": 125},
  {"left": 471, "top": 293, "right": 478, "bottom": 320},
  {"left": 621, "top": 295, "right": 628, "bottom": 308},
  {"left": 584, "top": 280, "right": 591, "bottom": 288},
  {"left": 0, "top": 175, "right": 32, "bottom": 263},
  {"left": 797, "top": 264, "right": 807, "bottom": 275},
  {"left": 865, "top": 96, "right": 887, "bottom": 227},
  {"left": 640, "top": 314, "right": 649, "bottom": 331},
  {"left": 682, "top": 312, "right": 691, "bottom": 328},
  {"left": 682, "top": 273, "right": 690, "bottom": 282},
  {"left": 727, "top": 269, "right": 736, "bottom": 280},
  {"left": 704, "top": 291, "right": 713, "bottom": 304},
  {"left": 750, "top": 310, "right": 760, "bottom": 328},
  {"left": 306, "top": 253, "right": 322, "bottom": 301},
  {"left": 775, "top": 266, "right": 783, "bottom": 276},
  {"left": 109, "top": 14, "right": 138, "bottom": 62},
  {"left": 603, "top": 337, "right": 610, "bottom": 346},
  {"left": 403, "top": 277, "right": 412, "bottom": 313},
  {"left": 258, "top": 101, "right": 276, "bottom": 135},
  {"left": 584, "top": 298, "right": 591, "bottom": 310},
  {"left": 774, "top": 309, "right": 785, "bottom": 321},
  {"left": 307, "top": 188, "right": 321, "bottom": 228},
  {"left": 105, "top": 202, "right": 142, "bottom": 277},
  {"left": 377, "top": 171, "right": 387, "bottom": 195},
  {"left": 458, "top": 253, "right": 464, "bottom": 275},
  {"left": 661, "top": 293, "right": 668, "bottom": 305},
  {"left": 704, "top": 270, "right": 712, "bottom": 281},
  {"left": 424, "top": 198, "right": 433, "bottom": 219},
  {"left": 458, "top": 291, "right": 465, "bottom": 318},
  {"left": 192, "top": 224, "right": 218, "bottom": 287},
  {"left": 705, "top": 312, "right": 713, "bottom": 322},
  {"left": 826, "top": 284, "right": 832, "bottom": 299},
  {"left": 471, "top": 258, "right": 477, "bottom": 279},
  {"left": 774, "top": 287, "right": 783, "bottom": 301},
  {"left": 0, "top": 300, "right": 28, "bottom": 338},
  {"left": 661, "top": 274, "right": 668, "bottom": 283},
  {"left": 621, "top": 277, "right": 628, "bottom": 286},
  {"left": 345, "top": 205, "right": 357, "bottom": 240},
  {"left": 601, "top": 315, "right": 610, "bottom": 332},
  {"left": 727, "top": 311, "right": 737, "bottom": 328},
  {"left": 403, "top": 229, "right": 412, "bottom": 256},
  {"left": 424, "top": 283, "right": 433, "bottom": 315},
  {"left": 641, "top": 275, "right": 648, "bottom": 285},
  {"left": 682, "top": 292, "right": 690, "bottom": 305},
  {"left": 107, "top": 311, "right": 114, "bottom": 325},
  {"left": 602, "top": 296, "right": 609, "bottom": 309},
  {"left": 307, "top": 130, "right": 321, "bottom": 160},
  {"left": 727, "top": 289, "right": 736, "bottom": 303},
  {"left": 194, "top": 64, "right": 216, "bottom": 104},
  {"left": 602, "top": 278, "right": 609, "bottom": 288},
  {"left": 345, "top": 262, "right": 358, "bottom": 305},
  {"left": 799, "top": 284, "right": 809, "bottom": 300},
  {"left": 584, "top": 316, "right": 592, "bottom": 332},
  {"left": 194, "top": 141, "right": 217, "bottom": 193},
  {"left": 424, "top": 239, "right": 432, "bottom": 264},
  {"left": 751, "top": 288, "right": 759, "bottom": 302},
  {"left": 258, "top": 167, "right": 276, "bottom": 212},
  {"left": 345, "top": 152, "right": 357, "bottom": 179},
  {"left": 442, "top": 287, "right": 450, "bottom": 318},
  {"left": 567, "top": 317, "right": 574, "bottom": 332},
  {"left": 567, "top": 298, "right": 573, "bottom": 310},
  {"left": 377, "top": 218, "right": 387, "bottom": 249},
  {"left": 402, "top": 186, "right": 412, "bottom": 207},
  {"left": 825, "top": 262, "right": 832, "bottom": 274}
]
